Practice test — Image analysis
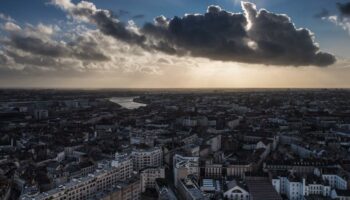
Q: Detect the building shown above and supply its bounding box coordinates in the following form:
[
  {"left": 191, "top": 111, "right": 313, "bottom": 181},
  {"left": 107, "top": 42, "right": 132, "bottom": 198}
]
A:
[
  {"left": 330, "top": 189, "right": 350, "bottom": 199},
  {"left": 173, "top": 154, "right": 200, "bottom": 187},
  {"left": 131, "top": 147, "right": 163, "bottom": 171},
  {"left": 34, "top": 109, "right": 48, "bottom": 120},
  {"left": 20, "top": 155, "right": 134, "bottom": 200},
  {"left": 284, "top": 175, "right": 304, "bottom": 200},
  {"left": 111, "top": 153, "right": 133, "bottom": 181},
  {"left": 315, "top": 168, "right": 349, "bottom": 190},
  {"left": 227, "top": 117, "right": 240, "bottom": 129},
  {"left": 223, "top": 179, "right": 250, "bottom": 200},
  {"left": 96, "top": 176, "right": 141, "bottom": 200},
  {"left": 200, "top": 179, "right": 221, "bottom": 193},
  {"left": 155, "top": 178, "right": 178, "bottom": 200},
  {"left": 246, "top": 176, "right": 282, "bottom": 200},
  {"left": 205, "top": 135, "right": 221, "bottom": 152},
  {"left": 140, "top": 167, "right": 165, "bottom": 192},
  {"left": 177, "top": 177, "right": 208, "bottom": 200},
  {"left": 226, "top": 162, "right": 253, "bottom": 178},
  {"left": 204, "top": 163, "right": 223, "bottom": 178},
  {"left": 158, "top": 187, "right": 178, "bottom": 200},
  {"left": 272, "top": 173, "right": 331, "bottom": 200},
  {"left": 181, "top": 117, "right": 198, "bottom": 127}
]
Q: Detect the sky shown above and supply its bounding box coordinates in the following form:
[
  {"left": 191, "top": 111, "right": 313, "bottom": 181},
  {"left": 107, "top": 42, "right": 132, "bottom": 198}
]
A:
[{"left": 0, "top": 0, "right": 350, "bottom": 88}]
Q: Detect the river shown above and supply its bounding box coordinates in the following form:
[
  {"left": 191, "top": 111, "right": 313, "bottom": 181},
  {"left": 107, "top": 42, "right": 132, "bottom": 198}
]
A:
[{"left": 109, "top": 97, "right": 146, "bottom": 109}]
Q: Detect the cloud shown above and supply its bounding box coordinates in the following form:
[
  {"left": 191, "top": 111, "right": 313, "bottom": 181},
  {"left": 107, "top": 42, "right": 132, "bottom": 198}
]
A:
[
  {"left": 142, "top": 2, "right": 335, "bottom": 66},
  {"left": 324, "top": 15, "right": 350, "bottom": 34},
  {"left": 0, "top": 13, "right": 15, "bottom": 22},
  {"left": 321, "top": 2, "right": 350, "bottom": 35},
  {"left": 1, "top": 22, "right": 110, "bottom": 61},
  {"left": 0, "top": 21, "right": 114, "bottom": 76},
  {"left": 337, "top": 2, "right": 350, "bottom": 16},
  {"left": 0, "top": 21, "right": 183, "bottom": 77},
  {"left": 0, "top": 0, "right": 337, "bottom": 77},
  {"left": 242, "top": 2, "right": 334, "bottom": 66},
  {"left": 51, "top": 0, "right": 335, "bottom": 67},
  {"left": 2, "top": 22, "right": 21, "bottom": 32},
  {"left": 51, "top": 0, "right": 145, "bottom": 44}
]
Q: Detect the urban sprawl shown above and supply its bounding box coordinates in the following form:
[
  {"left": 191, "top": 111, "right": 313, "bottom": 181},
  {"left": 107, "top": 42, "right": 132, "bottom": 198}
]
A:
[{"left": 1, "top": 89, "right": 350, "bottom": 200}]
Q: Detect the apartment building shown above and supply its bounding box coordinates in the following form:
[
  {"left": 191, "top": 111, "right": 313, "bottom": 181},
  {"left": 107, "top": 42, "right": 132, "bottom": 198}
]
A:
[
  {"left": 20, "top": 154, "right": 135, "bottom": 200},
  {"left": 131, "top": 147, "right": 163, "bottom": 171}
]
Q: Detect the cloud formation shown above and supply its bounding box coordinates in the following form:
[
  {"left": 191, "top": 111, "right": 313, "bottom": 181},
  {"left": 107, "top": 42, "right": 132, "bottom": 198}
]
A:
[
  {"left": 51, "top": 0, "right": 145, "bottom": 44},
  {"left": 0, "top": 21, "right": 186, "bottom": 77},
  {"left": 321, "top": 2, "right": 350, "bottom": 35},
  {"left": 0, "top": 13, "right": 15, "bottom": 22},
  {"left": 143, "top": 2, "right": 335, "bottom": 66},
  {"left": 0, "top": 0, "right": 337, "bottom": 77},
  {"left": 51, "top": 0, "right": 335, "bottom": 67},
  {"left": 1, "top": 22, "right": 110, "bottom": 62}
]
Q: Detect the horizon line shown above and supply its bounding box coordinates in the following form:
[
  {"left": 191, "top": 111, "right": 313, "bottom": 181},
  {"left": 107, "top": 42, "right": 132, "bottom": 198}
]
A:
[{"left": 0, "top": 87, "right": 350, "bottom": 90}]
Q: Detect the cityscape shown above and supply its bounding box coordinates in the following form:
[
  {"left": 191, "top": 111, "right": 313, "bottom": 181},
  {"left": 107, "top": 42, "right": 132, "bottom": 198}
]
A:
[
  {"left": 1, "top": 89, "right": 350, "bottom": 200},
  {"left": 1, "top": 0, "right": 350, "bottom": 200}
]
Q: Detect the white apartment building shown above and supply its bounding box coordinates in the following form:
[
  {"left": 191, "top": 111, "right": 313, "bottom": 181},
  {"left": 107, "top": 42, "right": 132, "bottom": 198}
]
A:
[
  {"left": 272, "top": 176, "right": 288, "bottom": 194},
  {"left": 272, "top": 174, "right": 331, "bottom": 200},
  {"left": 131, "top": 147, "right": 163, "bottom": 171},
  {"left": 323, "top": 174, "right": 348, "bottom": 190},
  {"left": 285, "top": 177, "right": 303, "bottom": 200},
  {"left": 140, "top": 167, "right": 165, "bottom": 192},
  {"left": 319, "top": 171, "right": 348, "bottom": 190}
]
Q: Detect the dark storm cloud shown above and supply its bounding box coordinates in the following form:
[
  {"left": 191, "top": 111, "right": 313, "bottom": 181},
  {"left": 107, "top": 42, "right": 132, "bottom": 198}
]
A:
[
  {"left": 314, "top": 8, "right": 330, "bottom": 18},
  {"left": 91, "top": 11, "right": 146, "bottom": 44},
  {"left": 337, "top": 2, "right": 350, "bottom": 16},
  {"left": 142, "top": 6, "right": 251, "bottom": 61},
  {"left": 142, "top": 3, "right": 336, "bottom": 66},
  {"left": 244, "top": 3, "right": 335, "bottom": 66}
]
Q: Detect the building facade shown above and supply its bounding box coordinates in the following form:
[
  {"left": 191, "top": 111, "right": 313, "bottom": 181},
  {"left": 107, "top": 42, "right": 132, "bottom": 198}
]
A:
[{"left": 131, "top": 147, "right": 163, "bottom": 171}]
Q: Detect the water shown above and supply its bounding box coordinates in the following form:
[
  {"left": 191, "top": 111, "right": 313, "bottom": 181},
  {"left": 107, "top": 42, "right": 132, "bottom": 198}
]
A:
[{"left": 109, "top": 97, "right": 146, "bottom": 109}]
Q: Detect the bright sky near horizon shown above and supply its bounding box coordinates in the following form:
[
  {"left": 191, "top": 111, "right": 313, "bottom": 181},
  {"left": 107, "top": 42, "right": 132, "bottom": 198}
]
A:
[{"left": 0, "top": 0, "right": 350, "bottom": 88}]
